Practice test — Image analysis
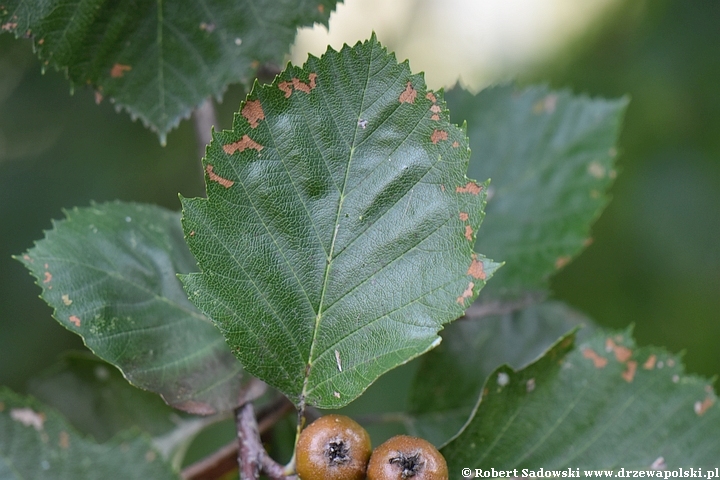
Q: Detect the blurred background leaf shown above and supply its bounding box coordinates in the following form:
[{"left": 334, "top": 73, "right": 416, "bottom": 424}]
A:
[
  {"left": 27, "top": 352, "right": 183, "bottom": 443},
  {"left": 0, "top": 387, "right": 181, "bottom": 479},
  {"left": 1, "top": 0, "right": 338, "bottom": 142},
  {"left": 445, "top": 85, "right": 627, "bottom": 300},
  {"left": 2, "top": 0, "right": 719, "bottom": 427},
  {"left": 442, "top": 328, "right": 720, "bottom": 468}
]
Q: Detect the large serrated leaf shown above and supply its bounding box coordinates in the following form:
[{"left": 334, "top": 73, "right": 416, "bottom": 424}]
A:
[
  {"left": 0, "top": 0, "right": 338, "bottom": 142},
  {"left": 181, "top": 36, "right": 500, "bottom": 409},
  {"left": 446, "top": 85, "right": 628, "bottom": 299},
  {"left": 0, "top": 387, "right": 180, "bottom": 479},
  {"left": 442, "top": 328, "right": 720, "bottom": 469},
  {"left": 19, "top": 202, "right": 253, "bottom": 415}
]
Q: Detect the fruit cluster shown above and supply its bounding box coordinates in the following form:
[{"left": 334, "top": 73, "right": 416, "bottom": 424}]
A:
[{"left": 296, "top": 414, "right": 448, "bottom": 480}]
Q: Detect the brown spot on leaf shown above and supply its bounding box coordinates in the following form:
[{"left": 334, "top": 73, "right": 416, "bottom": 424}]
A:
[
  {"left": 430, "top": 129, "right": 448, "bottom": 144},
  {"left": 426, "top": 92, "right": 436, "bottom": 103},
  {"left": 292, "top": 77, "right": 311, "bottom": 93},
  {"left": 242, "top": 100, "right": 265, "bottom": 128},
  {"left": 69, "top": 315, "right": 81, "bottom": 327},
  {"left": 189, "top": 231, "right": 195, "bottom": 237},
  {"left": 206, "top": 165, "right": 234, "bottom": 188},
  {"left": 94, "top": 91, "right": 103, "bottom": 104},
  {"left": 467, "top": 254, "right": 486, "bottom": 280},
  {"left": 622, "top": 360, "right": 638, "bottom": 382},
  {"left": 279, "top": 81, "right": 292, "bottom": 97},
  {"left": 583, "top": 237, "right": 594, "bottom": 247},
  {"left": 62, "top": 294, "right": 72, "bottom": 306},
  {"left": 43, "top": 271, "right": 52, "bottom": 283},
  {"left": 110, "top": 63, "right": 132, "bottom": 78},
  {"left": 606, "top": 338, "right": 632, "bottom": 363},
  {"left": 318, "top": 4, "right": 324, "bottom": 13},
  {"left": 1, "top": 22, "right": 17, "bottom": 31},
  {"left": 59, "top": 431, "right": 70, "bottom": 449},
  {"left": 22, "top": 254, "right": 31, "bottom": 262},
  {"left": 430, "top": 105, "right": 441, "bottom": 113},
  {"left": 10, "top": 408, "right": 45, "bottom": 430},
  {"left": 38, "top": 38, "right": 44, "bottom": 45},
  {"left": 643, "top": 354, "right": 657, "bottom": 370},
  {"left": 456, "top": 182, "right": 482, "bottom": 195},
  {"left": 464, "top": 225, "right": 473, "bottom": 241},
  {"left": 695, "top": 397, "right": 715, "bottom": 416},
  {"left": 399, "top": 82, "right": 417, "bottom": 104},
  {"left": 430, "top": 114, "right": 440, "bottom": 121},
  {"left": 223, "top": 135, "right": 263, "bottom": 155},
  {"left": 452, "top": 141, "right": 459, "bottom": 148},
  {"left": 459, "top": 212, "right": 469, "bottom": 221},
  {"left": 555, "top": 256, "right": 571, "bottom": 269},
  {"left": 456, "top": 282, "right": 474, "bottom": 305},
  {"left": 279, "top": 74, "right": 317, "bottom": 97},
  {"left": 440, "top": 184, "right": 445, "bottom": 192},
  {"left": 333, "top": 391, "right": 341, "bottom": 398},
  {"left": 582, "top": 348, "right": 608, "bottom": 368}
]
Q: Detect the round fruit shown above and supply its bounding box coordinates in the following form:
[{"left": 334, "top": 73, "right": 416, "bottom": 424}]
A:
[
  {"left": 366, "top": 435, "right": 448, "bottom": 480},
  {"left": 295, "top": 414, "right": 372, "bottom": 480}
]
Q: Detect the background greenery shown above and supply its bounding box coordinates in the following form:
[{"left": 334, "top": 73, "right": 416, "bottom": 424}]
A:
[{"left": 1, "top": 0, "right": 718, "bottom": 399}]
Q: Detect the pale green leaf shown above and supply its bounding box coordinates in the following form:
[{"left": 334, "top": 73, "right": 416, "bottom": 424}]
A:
[
  {"left": 0, "top": 0, "right": 338, "bottom": 141},
  {"left": 0, "top": 387, "right": 179, "bottom": 479},
  {"left": 181, "top": 36, "right": 500, "bottom": 409},
  {"left": 446, "top": 85, "right": 628, "bottom": 299},
  {"left": 442, "top": 328, "right": 720, "bottom": 469},
  {"left": 19, "top": 202, "right": 251, "bottom": 415}
]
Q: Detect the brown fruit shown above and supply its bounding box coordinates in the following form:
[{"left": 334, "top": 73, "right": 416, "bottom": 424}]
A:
[
  {"left": 366, "top": 435, "right": 448, "bottom": 480},
  {"left": 295, "top": 414, "right": 372, "bottom": 480}
]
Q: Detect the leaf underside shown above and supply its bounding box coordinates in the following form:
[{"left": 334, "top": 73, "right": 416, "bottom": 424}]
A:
[
  {"left": 446, "top": 85, "right": 628, "bottom": 300},
  {"left": 442, "top": 327, "right": 720, "bottom": 469},
  {"left": 19, "top": 202, "right": 249, "bottom": 415},
  {"left": 0, "top": 0, "right": 338, "bottom": 141},
  {"left": 0, "top": 387, "right": 180, "bottom": 480},
  {"left": 181, "top": 36, "right": 499, "bottom": 409}
]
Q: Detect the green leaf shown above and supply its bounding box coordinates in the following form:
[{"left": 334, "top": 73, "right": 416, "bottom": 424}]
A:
[
  {"left": 19, "top": 201, "right": 254, "bottom": 415},
  {"left": 445, "top": 85, "right": 628, "bottom": 299},
  {"left": 0, "top": 387, "right": 180, "bottom": 479},
  {"left": 0, "top": 0, "right": 338, "bottom": 142},
  {"left": 27, "top": 352, "right": 182, "bottom": 443},
  {"left": 406, "top": 301, "right": 597, "bottom": 446},
  {"left": 181, "top": 36, "right": 500, "bottom": 409},
  {"left": 442, "top": 328, "right": 720, "bottom": 469}
]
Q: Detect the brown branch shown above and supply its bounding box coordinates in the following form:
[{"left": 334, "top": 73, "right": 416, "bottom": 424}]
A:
[
  {"left": 181, "top": 396, "right": 294, "bottom": 480},
  {"left": 236, "top": 402, "right": 262, "bottom": 480}
]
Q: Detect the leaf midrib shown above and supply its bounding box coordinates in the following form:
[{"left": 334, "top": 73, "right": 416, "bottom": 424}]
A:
[{"left": 300, "top": 47, "right": 375, "bottom": 403}]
